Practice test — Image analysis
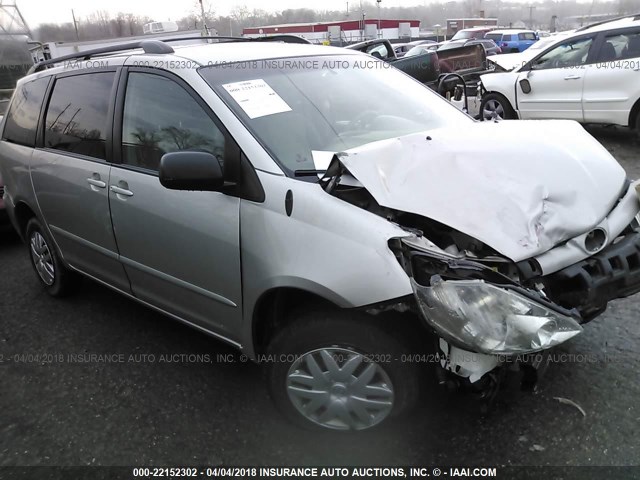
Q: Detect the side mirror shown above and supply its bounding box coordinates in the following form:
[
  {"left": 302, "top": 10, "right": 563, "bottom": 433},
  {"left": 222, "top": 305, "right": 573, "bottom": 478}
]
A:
[
  {"left": 159, "top": 151, "right": 224, "bottom": 191},
  {"left": 520, "top": 60, "right": 534, "bottom": 73}
]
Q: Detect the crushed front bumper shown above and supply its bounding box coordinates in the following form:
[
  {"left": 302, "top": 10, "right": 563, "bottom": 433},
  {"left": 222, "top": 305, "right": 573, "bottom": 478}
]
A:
[
  {"left": 540, "top": 231, "right": 640, "bottom": 321},
  {"left": 397, "top": 226, "right": 640, "bottom": 364}
]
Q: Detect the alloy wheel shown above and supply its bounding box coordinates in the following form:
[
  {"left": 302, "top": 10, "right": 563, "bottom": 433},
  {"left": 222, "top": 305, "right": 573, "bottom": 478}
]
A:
[{"left": 30, "top": 231, "right": 55, "bottom": 286}]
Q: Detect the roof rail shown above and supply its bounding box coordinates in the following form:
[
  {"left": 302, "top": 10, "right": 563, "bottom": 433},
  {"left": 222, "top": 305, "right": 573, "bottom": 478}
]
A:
[
  {"left": 28, "top": 34, "right": 311, "bottom": 75},
  {"left": 159, "top": 34, "right": 312, "bottom": 45},
  {"left": 29, "top": 39, "right": 174, "bottom": 74},
  {"left": 575, "top": 12, "right": 640, "bottom": 32}
]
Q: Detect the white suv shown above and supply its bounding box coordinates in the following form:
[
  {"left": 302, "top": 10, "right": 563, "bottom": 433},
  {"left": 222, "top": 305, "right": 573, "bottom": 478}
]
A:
[{"left": 480, "top": 14, "right": 640, "bottom": 136}]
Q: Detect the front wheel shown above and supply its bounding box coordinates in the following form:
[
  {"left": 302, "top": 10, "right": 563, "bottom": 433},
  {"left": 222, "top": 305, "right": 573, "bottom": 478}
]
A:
[
  {"left": 480, "top": 93, "right": 517, "bottom": 121},
  {"left": 265, "top": 310, "right": 424, "bottom": 432},
  {"left": 26, "top": 217, "right": 75, "bottom": 297}
]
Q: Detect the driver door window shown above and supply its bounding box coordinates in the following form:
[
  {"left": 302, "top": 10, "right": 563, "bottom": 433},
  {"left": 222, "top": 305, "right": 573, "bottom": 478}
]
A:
[
  {"left": 121, "top": 72, "right": 225, "bottom": 172},
  {"left": 532, "top": 37, "right": 594, "bottom": 70}
]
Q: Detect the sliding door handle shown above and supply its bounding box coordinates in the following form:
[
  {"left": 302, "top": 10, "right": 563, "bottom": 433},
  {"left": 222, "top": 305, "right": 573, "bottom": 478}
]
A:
[
  {"left": 87, "top": 178, "right": 106, "bottom": 188},
  {"left": 110, "top": 185, "right": 134, "bottom": 197}
]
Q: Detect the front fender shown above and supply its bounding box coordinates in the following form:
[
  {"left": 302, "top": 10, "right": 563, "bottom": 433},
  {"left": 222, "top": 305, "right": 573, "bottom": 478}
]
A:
[
  {"left": 239, "top": 172, "right": 414, "bottom": 357},
  {"left": 480, "top": 71, "right": 519, "bottom": 111}
]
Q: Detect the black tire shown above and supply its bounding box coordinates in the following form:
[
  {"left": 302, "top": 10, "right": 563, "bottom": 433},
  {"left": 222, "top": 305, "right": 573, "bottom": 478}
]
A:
[
  {"left": 480, "top": 92, "right": 517, "bottom": 121},
  {"left": 635, "top": 109, "right": 640, "bottom": 141},
  {"left": 265, "top": 309, "right": 425, "bottom": 432},
  {"left": 26, "top": 217, "right": 75, "bottom": 297}
]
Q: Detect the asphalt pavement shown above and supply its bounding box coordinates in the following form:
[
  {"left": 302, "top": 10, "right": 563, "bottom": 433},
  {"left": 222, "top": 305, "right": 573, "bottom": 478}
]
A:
[{"left": 0, "top": 127, "right": 639, "bottom": 469}]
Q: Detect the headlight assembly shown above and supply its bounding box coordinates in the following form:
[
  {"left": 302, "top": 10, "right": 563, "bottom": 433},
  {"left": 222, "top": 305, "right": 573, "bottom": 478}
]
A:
[{"left": 412, "top": 276, "right": 582, "bottom": 355}]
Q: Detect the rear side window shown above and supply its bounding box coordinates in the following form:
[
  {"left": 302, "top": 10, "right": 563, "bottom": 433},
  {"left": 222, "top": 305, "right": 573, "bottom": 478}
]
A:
[
  {"left": 599, "top": 29, "right": 640, "bottom": 61},
  {"left": 2, "top": 77, "right": 49, "bottom": 147},
  {"left": 44, "top": 72, "right": 115, "bottom": 160},
  {"left": 519, "top": 32, "right": 536, "bottom": 40}
]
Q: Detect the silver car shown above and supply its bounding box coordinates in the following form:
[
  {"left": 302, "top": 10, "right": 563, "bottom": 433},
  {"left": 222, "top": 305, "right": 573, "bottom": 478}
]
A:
[{"left": 1, "top": 39, "right": 640, "bottom": 432}]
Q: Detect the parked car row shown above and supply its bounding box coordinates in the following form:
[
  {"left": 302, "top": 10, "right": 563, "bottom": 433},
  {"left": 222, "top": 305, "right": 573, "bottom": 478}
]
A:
[
  {"left": 450, "top": 25, "right": 540, "bottom": 54},
  {"left": 479, "top": 14, "right": 640, "bottom": 136},
  {"left": 387, "top": 15, "right": 640, "bottom": 137}
]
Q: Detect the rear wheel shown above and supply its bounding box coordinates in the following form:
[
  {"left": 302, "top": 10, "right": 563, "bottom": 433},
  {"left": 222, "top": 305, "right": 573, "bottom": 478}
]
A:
[
  {"left": 26, "top": 217, "right": 74, "bottom": 297},
  {"left": 265, "top": 310, "right": 424, "bottom": 432},
  {"left": 635, "top": 109, "right": 640, "bottom": 141},
  {"left": 481, "top": 93, "right": 517, "bottom": 121}
]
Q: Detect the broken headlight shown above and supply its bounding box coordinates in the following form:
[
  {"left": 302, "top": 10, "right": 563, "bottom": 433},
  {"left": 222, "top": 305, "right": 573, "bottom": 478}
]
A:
[{"left": 412, "top": 277, "right": 583, "bottom": 355}]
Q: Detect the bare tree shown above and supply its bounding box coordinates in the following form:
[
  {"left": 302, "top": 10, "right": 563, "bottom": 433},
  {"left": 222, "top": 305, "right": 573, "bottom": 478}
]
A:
[{"left": 33, "top": 1, "right": 632, "bottom": 43}]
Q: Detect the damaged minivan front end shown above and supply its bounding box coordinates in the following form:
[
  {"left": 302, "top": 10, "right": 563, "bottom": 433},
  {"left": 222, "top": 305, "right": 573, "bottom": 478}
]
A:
[
  {"left": 393, "top": 216, "right": 640, "bottom": 389},
  {"left": 323, "top": 120, "right": 640, "bottom": 391}
]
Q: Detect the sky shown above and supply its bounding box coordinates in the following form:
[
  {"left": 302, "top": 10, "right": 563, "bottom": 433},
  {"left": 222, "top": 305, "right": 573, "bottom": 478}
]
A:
[{"left": 17, "top": 0, "right": 424, "bottom": 27}]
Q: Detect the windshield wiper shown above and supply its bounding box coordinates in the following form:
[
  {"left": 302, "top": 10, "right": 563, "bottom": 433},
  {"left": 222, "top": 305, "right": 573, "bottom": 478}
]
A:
[{"left": 293, "top": 169, "right": 326, "bottom": 177}]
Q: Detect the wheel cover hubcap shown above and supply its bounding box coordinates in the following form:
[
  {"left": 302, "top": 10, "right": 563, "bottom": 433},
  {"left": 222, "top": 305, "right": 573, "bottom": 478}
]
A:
[
  {"left": 30, "top": 232, "right": 55, "bottom": 286},
  {"left": 483, "top": 99, "right": 504, "bottom": 120},
  {"left": 286, "top": 347, "right": 394, "bottom": 430}
]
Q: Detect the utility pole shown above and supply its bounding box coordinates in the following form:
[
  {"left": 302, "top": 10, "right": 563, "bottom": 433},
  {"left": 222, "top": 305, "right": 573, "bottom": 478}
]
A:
[
  {"left": 528, "top": 5, "right": 536, "bottom": 30},
  {"left": 71, "top": 9, "right": 79, "bottom": 40},
  {"left": 199, "top": 0, "right": 210, "bottom": 36},
  {"left": 376, "top": 0, "right": 382, "bottom": 38},
  {"left": 360, "top": 0, "right": 364, "bottom": 41}
]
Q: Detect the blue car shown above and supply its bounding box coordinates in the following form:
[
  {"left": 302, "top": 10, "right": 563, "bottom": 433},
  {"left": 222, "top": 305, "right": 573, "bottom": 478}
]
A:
[{"left": 484, "top": 29, "right": 538, "bottom": 53}]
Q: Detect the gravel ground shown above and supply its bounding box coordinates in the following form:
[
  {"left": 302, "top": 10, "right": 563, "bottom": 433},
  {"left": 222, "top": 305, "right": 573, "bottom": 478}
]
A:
[{"left": 0, "top": 126, "right": 639, "bottom": 470}]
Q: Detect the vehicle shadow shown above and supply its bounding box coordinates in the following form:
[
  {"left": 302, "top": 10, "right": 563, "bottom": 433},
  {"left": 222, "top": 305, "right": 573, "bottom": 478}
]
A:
[
  {"left": 585, "top": 124, "right": 639, "bottom": 147},
  {"left": 0, "top": 224, "right": 20, "bottom": 245}
]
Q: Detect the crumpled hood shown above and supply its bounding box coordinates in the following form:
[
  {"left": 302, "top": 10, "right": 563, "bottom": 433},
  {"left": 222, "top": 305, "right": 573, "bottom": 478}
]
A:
[{"left": 338, "top": 120, "right": 627, "bottom": 262}]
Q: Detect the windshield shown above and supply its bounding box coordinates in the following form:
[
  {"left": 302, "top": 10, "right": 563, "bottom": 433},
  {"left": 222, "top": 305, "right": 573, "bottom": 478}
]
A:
[
  {"left": 528, "top": 35, "right": 567, "bottom": 51},
  {"left": 485, "top": 33, "right": 502, "bottom": 42},
  {"left": 199, "top": 54, "right": 470, "bottom": 176},
  {"left": 451, "top": 30, "right": 475, "bottom": 40},
  {"left": 437, "top": 41, "right": 467, "bottom": 51},
  {"left": 404, "top": 45, "right": 435, "bottom": 56}
]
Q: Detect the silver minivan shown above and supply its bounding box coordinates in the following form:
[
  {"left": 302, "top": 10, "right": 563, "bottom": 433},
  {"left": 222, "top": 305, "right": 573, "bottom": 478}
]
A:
[{"left": 1, "top": 39, "right": 640, "bottom": 432}]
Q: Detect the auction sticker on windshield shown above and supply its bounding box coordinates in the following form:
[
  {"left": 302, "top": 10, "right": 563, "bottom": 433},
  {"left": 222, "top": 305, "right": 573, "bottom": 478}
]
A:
[{"left": 222, "top": 79, "right": 291, "bottom": 119}]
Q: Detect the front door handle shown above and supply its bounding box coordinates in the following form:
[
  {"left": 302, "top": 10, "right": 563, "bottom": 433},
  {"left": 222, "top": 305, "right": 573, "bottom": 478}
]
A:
[
  {"left": 110, "top": 185, "right": 134, "bottom": 197},
  {"left": 87, "top": 178, "right": 106, "bottom": 188},
  {"left": 564, "top": 75, "right": 581, "bottom": 80}
]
